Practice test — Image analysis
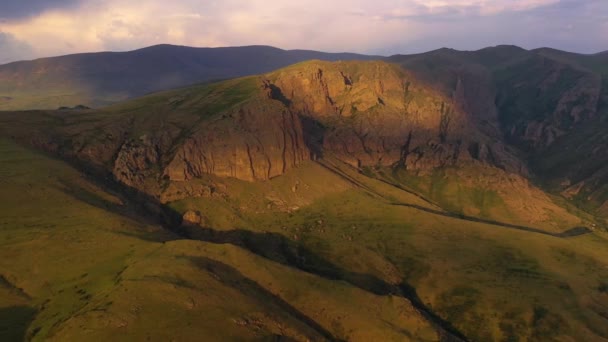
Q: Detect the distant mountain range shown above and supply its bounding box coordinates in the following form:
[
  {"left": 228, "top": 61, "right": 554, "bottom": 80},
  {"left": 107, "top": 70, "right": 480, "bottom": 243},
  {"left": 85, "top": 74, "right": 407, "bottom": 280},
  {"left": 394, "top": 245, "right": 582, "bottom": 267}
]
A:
[
  {"left": 1, "top": 43, "right": 606, "bottom": 112},
  {"left": 0, "top": 45, "right": 379, "bottom": 110}
]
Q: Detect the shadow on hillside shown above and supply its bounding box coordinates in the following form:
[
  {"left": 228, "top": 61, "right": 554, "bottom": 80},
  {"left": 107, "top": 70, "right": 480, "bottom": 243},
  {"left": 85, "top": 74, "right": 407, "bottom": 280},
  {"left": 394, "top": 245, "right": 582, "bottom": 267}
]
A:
[
  {"left": 188, "top": 256, "right": 341, "bottom": 341},
  {"left": 180, "top": 225, "right": 467, "bottom": 342},
  {"left": 317, "top": 158, "right": 592, "bottom": 239},
  {"left": 55, "top": 178, "right": 179, "bottom": 243},
  {"left": 0, "top": 306, "right": 37, "bottom": 342},
  {"left": 389, "top": 202, "right": 592, "bottom": 238},
  {"left": 46, "top": 150, "right": 466, "bottom": 341},
  {"left": 300, "top": 116, "right": 326, "bottom": 160}
]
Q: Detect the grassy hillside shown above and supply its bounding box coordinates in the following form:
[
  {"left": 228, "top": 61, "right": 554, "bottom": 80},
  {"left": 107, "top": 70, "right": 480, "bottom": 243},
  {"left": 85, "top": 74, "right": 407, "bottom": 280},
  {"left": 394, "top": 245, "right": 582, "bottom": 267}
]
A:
[
  {"left": 2, "top": 131, "right": 607, "bottom": 340},
  {"left": 166, "top": 154, "right": 608, "bottom": 341},
  {"left": 533, "top": 48, "right": 608, "bottom": 76},
  {"left": 0, "top": 139, "right": 439, "bottom": 341}
]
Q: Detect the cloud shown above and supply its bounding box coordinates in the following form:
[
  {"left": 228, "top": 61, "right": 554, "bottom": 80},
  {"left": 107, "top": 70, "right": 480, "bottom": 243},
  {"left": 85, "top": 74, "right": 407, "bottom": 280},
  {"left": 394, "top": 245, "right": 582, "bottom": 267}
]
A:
[
  {"left": 0, "top": 0, "right": 605, "bottom": 63},
  {"left": 419, "top": 0, "right": 560, "bottom": 14},
  {"left": 0, "top": 31, "right": 34, "bottom": 64},
  {"left": 0, "top": 0, "right": 81, "bottom": 21},
  {"left": 379, "top": 0, "right": 561, "bottom": 21},
  {"left": 375, "top": 0, "right": 607, "bottom": 54},
  {"left": 0, "top": 0, "right": 416, "bottom": 57}
]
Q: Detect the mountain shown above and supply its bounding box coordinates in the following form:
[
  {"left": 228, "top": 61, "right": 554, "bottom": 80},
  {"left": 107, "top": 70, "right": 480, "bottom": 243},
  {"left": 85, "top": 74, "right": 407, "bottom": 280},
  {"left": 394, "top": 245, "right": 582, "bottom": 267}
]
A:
[
  {"left": 2, "top": 56, "right": 608, "bottom": 341},
  {"left": 533, "top": 47, "right": 608, "bottom": 74},
  {"left": 389, "top": 45, "right": 608, "bottom": 215},
  {"left": 0, "top": 44, "right": 378, "bottom": 110}
]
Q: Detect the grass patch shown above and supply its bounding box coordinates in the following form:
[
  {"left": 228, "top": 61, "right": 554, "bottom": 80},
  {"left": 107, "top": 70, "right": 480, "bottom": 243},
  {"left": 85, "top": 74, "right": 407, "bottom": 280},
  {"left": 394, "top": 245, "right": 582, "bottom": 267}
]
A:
[{"left": 532, "top": 306, "right": 569, "bottom": 340}]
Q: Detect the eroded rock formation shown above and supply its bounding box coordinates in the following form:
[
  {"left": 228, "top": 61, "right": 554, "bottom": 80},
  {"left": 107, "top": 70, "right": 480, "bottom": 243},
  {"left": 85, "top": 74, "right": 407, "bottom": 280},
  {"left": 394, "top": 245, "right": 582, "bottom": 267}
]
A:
[{"left": 164, "top": 99, "right": 309, "bottom": 182}]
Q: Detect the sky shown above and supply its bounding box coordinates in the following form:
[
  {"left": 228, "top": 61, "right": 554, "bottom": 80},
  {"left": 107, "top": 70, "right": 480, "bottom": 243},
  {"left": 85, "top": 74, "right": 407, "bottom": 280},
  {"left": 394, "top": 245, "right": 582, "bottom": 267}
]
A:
[{"left": 0, "top": 0, "right": 606, "bottom": 64}]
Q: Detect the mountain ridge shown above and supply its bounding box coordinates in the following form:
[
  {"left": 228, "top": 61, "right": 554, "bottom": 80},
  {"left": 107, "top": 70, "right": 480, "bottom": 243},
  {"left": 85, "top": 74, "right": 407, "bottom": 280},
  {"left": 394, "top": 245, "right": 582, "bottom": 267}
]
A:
[
  {"left": 0, "top": 43, "right": 380, "bottom": 66},
  {"left": 2, "top": 43, "right": 606, "bottom": 111}
]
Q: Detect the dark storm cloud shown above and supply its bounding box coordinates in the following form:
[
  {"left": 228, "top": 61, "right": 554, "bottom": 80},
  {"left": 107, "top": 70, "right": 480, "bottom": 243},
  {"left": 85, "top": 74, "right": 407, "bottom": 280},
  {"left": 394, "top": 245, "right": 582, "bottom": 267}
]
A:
[{"left": 0, "top": 0, "right": 82, "bottom": 21}]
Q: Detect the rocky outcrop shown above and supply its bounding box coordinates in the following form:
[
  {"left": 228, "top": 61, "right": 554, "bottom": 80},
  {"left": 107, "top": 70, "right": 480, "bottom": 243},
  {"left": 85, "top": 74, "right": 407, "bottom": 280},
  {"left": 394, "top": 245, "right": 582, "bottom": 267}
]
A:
[
  {"left": 264, "top": 61, "right": 525, "bottom": 174},
  {"left": 164, "top": 98, "right": 309, "bottom": 182},
  {"left": 182, "top": 210, "right": 206, "bottom": 227},
  {"left": 496, "top": 55, "right": 602, "bottom": 151},
  {"left": 160, "top": 181, "right": 221, "bottom": 204},
  {"left": 112, "top": 134, "right": 167, "bottom": 192},
  {"left": 113, "top": 141, "right": 154, "bottom": 187}
]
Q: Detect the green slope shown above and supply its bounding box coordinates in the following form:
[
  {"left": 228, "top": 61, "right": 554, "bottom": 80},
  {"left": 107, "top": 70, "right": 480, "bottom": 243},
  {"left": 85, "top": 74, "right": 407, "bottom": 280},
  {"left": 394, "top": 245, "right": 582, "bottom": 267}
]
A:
[
  {"left": 0, "top": 139, "right": 439, "bottom": 341},
  {"left": 4, "top": 131, "right": 608, "bottom": 340},
  {"left": 166, "top": 152, "right": 608, "bottom": 341}
]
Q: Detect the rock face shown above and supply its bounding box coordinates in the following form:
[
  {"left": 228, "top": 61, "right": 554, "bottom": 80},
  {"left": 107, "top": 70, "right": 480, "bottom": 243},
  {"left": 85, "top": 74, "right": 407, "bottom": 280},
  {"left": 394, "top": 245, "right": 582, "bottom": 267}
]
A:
[
  {"left": 113, "top": 137, "right": 163, "bottom": 190},
  {"left": 495, "top": 55, "right": 602, "bottom": 151},
  {"left": 264, "top": 61, "right": 523, "bottom": 174},
  {"left": 71, "top": 123, "right": 178, "bottom": 194},
  {"left": 164, "top": 99, "right": 309, "bottom": 182},
  {"left": 160, "top": 59, "right": 500, "bottom": 184},
  {"left": 157, "top": 60, "right": 510, "bottom": 187}
]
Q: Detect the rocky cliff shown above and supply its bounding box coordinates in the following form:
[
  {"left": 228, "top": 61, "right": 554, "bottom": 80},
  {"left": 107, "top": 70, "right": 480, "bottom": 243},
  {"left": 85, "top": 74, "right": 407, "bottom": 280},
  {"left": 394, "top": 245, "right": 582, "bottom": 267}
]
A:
[
  {"left": 164, "top": 99, "right": 309, "bottom": 182},
  {"left": 265, "top": 60, "right": 525, "bottom": 174},
  {"left": 495, "top": 54, "right": 602, "bottom": 151}
]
